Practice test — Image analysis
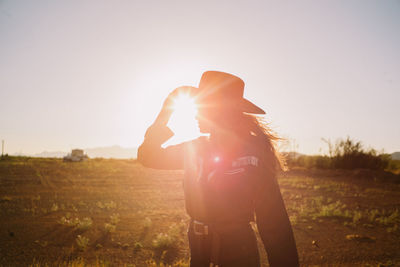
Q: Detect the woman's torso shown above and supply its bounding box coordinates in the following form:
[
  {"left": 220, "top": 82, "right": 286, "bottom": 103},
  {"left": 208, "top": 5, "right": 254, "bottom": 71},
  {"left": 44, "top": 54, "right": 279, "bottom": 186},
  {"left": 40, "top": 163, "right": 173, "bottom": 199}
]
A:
[{"left": 183, "top": 136, "right": 262, "bottom": 224}]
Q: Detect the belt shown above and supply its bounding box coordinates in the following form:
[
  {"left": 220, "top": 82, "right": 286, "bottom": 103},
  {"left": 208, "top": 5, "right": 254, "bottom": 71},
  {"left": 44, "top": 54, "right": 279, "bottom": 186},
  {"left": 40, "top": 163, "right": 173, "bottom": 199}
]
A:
[
  {"left": 191, "top": 219, "right": 252, "bottom": 235},
  {"left": 190, "top": 219, "right": 251, "bottom": 267},
  {"left": 192, "top": 220, "right": 209, "bottom": 235}
]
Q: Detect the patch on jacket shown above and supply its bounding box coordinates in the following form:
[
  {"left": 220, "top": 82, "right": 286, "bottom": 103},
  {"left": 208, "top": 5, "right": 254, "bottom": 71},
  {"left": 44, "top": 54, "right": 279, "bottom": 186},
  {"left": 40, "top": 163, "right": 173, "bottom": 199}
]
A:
[
  {"left": 224, "top": 168, "right": 245, "bottom": 175},
  {"left": 232, "top": 156, "right": 259, "bottom": 167}
]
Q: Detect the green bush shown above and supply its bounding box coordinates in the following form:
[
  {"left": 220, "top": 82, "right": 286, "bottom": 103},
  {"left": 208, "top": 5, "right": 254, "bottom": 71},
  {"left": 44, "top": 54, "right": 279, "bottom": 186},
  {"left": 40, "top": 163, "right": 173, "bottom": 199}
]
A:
[
  {"left": 329, "top": 137, "right": 390, "bottom": 170},
  {"left": 76, "top": 235, "right": 89, "bottom": 251},
  {"left": 287, "top": 137, "right": 391, "bottom": 171},
  {"left": 387, "top": 160, "right": 400, "bottom": 174}
]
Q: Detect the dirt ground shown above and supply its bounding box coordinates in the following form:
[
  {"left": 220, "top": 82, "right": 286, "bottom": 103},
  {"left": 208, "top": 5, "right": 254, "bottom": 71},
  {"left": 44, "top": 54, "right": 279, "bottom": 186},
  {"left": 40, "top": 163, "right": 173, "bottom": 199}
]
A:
[{"left": 0, "top": 157, "right": 399, "bottom": 266}]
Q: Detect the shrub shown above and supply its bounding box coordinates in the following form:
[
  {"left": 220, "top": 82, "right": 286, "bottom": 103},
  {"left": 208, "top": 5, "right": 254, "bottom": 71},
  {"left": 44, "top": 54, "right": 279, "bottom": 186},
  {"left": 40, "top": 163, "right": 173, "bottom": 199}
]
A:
[
  {"left": 134, "top": 241, "right": 143, "bottom": 251},
  {"left": 376, "top": 210, "right": 399, "bottom": 225},
  {"left": 50, "top": 203, "right": 59, "bottom": 212},
  {"left": 315, "top": 201, "right": 351, "bottom": 219},
  {"left": 152, "top": 233, "right": 175, "bottom": 250},
  {"left": 76, "top": 217, "right": 93, "bottom": 231},
  {"left": 104, "top": 223, "right": 116, "bottom": 233},
  {"left": 152, "top": 223, "right": 184, "bottom": 251},
  {"left": 368, "top": 209, "right": 380, "bottom": 222},
  {"left": 109, "top": 213, "right": 120, "bottom": 225},
  {"left": 327, "top": 137, "right": 389, "bottom": 170},
  {"left": 58, "top": 215, "right": 93, "bottom": 231},
  {"left": 105, "top": 201, "right": 117, "bottom": 210},
  {"left": 76, "top": 235, "right": 89, "bottom": 251},
  {"left": 58, "top": 216, "right": 78, "bottom": 227},
  {"left": 287, "top": 137, "right": 390, "bottom": 171},
  {"left": 352, "top": 210, "right": 363, "bottom": 224},
  {"left": 387, "top": 159, "right": 400, "bottom": 174}
]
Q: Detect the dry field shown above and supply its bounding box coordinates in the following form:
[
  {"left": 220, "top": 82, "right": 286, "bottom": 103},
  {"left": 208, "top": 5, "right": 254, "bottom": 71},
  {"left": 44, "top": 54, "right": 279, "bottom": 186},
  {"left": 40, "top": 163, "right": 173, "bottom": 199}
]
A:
[{"left": 0, "top": 157, "right": 399, "bottom": 266}]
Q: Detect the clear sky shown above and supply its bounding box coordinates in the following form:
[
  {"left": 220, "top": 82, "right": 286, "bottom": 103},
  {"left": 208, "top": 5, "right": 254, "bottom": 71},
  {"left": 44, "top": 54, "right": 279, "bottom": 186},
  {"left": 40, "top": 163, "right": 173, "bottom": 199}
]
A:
[{"left": 1, "top": 0, "right": 399, "bottom": 155}]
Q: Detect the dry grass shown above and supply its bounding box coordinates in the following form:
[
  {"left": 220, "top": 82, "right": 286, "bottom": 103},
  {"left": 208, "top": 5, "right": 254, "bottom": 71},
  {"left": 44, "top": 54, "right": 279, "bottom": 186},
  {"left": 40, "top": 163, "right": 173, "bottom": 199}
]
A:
[{"left": 1, "top": 157, "right": 399, "bottom": 266}]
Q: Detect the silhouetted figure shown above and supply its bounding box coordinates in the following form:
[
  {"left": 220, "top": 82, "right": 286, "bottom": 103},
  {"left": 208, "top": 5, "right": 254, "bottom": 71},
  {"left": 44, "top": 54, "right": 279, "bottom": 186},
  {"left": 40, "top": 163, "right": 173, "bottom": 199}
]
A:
[{"left": 138, "top": 71, "right": 299, "bottom": 267}]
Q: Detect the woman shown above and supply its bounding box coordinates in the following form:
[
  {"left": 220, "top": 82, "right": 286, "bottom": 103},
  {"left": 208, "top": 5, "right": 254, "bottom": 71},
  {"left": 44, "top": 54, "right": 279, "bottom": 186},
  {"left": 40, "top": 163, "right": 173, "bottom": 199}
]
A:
[{"left": 138, "top": 71, "right": 299, "bottom": 267}]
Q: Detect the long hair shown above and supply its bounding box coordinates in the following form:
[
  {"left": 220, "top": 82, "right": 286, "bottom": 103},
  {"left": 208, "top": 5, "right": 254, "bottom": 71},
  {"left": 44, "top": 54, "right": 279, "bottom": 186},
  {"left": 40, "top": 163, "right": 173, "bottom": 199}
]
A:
[
  {"left": 206, "top": 107, "right": 285, "bottom": 177},
  {"left": 234, "top": 113, "right": 286, "bottom": 177}
]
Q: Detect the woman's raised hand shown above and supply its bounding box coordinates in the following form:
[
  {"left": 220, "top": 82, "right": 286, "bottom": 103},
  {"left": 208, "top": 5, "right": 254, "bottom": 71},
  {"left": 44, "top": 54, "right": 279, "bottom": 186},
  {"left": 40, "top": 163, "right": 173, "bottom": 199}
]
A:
[
  {"left": 163, "top": 86, "right": 195, "bottom": 110},
  {"left": 155, "top": 86, "right": 197, "bottom": 125}
]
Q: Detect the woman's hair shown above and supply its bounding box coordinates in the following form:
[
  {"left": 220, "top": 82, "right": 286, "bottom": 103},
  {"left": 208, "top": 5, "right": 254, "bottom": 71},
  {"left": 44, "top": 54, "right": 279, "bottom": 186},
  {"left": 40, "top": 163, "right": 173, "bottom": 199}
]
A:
[
  {"left": 209, "top": 107, "right": 285, "bottom": 177},
  {"left": 235, "top": 113, "right": 286, "bottom": 177}
]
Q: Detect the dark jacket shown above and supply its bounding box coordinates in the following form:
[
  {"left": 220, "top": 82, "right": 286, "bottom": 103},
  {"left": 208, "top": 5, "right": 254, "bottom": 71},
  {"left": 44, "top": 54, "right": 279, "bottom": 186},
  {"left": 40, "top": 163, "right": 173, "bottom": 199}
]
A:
[{"left": 138, "top": 123, "right": 299, "bottom": 267}]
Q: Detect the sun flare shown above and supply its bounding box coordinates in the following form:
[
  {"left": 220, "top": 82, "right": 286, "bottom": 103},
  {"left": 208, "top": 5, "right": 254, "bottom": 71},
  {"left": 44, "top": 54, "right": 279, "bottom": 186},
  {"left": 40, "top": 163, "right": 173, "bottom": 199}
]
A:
[
  {"left": 165, "top": 93, "right": 200, "bottom": 145},
  {"left": 172, "top": 93, "right": 197, "bottom": 116}
]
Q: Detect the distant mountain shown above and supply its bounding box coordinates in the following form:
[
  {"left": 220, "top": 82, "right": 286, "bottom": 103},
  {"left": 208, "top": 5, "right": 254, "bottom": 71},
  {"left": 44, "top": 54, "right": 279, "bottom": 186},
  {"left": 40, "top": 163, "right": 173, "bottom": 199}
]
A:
[
  {"left": 32, "top": 145, "right": 137, "bottom": 159},
  {"left": 85, "top": 145, "right": 137, "bottom": 159},
  {"left": 34, "top": 151, "right": 68, "bottom": 158},
  {"left": 391, "top": 152, "right": 400, "bottom": 160}
]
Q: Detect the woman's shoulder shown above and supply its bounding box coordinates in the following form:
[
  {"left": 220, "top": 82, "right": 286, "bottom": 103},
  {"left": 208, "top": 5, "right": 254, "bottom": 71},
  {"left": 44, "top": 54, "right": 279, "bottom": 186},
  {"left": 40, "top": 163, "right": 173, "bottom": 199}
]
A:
[{"left": 180, "top": 135, "right": 210, "bottom": 153}]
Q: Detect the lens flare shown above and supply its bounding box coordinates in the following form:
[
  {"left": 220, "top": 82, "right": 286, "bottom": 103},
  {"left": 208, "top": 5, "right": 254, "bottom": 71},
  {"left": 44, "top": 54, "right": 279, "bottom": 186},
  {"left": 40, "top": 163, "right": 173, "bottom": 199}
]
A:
[
  {"left": 165, "top": 93, "right": 200, "bottom": 145},
  {"left": 172, "top": 93, "right": 197, "bottom": 115}
]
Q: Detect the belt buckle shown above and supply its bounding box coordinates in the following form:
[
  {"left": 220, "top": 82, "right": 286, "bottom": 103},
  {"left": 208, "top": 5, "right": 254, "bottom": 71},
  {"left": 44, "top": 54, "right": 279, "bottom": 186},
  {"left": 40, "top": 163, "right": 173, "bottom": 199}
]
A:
[{"left": 193, "top": 220, "right": 208, "bottom": 235}]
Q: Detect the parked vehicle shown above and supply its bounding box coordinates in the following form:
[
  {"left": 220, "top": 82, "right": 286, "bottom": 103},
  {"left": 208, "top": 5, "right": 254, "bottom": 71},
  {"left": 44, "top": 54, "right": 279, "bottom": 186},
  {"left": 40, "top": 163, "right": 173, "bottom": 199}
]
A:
[{"left": 63, "top": 149, "right": 89, "bottom": 162}]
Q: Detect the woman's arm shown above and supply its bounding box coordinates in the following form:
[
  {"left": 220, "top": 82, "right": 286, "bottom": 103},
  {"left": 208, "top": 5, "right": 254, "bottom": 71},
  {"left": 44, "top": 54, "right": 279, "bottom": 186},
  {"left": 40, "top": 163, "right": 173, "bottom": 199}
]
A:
[
  {"left": 254, "top": 171, "right": 299, "bottom": 267},
  {"left": 137, "top": 86, "right": 194, "bottom": 170},
  {"left": 137, "top": 124, "right": 184, "bottom": 170}
]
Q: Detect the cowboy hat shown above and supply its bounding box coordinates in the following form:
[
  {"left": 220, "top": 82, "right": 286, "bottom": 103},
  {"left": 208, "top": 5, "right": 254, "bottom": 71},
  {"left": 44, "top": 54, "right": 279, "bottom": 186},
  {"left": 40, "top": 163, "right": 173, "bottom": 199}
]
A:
[{"left": 195, "top": 71, "right": 265, "bottom": 114}]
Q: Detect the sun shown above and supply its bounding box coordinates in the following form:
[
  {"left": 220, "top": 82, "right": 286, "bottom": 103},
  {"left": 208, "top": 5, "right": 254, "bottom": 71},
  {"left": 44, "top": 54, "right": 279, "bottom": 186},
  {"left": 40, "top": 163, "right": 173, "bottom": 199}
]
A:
[
  {"left": 164, "top": 93, "right": 200, "bottom": 145},
  {"left": 172, "top": 93, "right": 197, "bottom": 116}
]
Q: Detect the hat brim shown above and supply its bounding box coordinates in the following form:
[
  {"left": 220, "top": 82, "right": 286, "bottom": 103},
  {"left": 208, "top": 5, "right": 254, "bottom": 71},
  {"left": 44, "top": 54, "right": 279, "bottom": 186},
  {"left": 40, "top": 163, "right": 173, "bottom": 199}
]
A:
[
  {"left": 192, "top": 87, "right": 265, "bottom": 114},
  {"left": 240, "top": 98, "right": 266, "bottom": 114}
]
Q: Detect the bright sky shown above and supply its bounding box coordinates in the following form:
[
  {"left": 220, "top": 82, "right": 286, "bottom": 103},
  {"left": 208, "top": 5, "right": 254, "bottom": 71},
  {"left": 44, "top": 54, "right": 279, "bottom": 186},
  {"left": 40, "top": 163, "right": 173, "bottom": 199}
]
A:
[{"left": 1, "top": 0, "right": 399, "bottom": 155}]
